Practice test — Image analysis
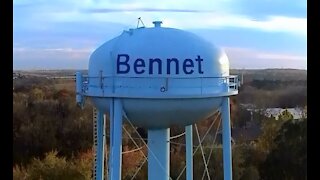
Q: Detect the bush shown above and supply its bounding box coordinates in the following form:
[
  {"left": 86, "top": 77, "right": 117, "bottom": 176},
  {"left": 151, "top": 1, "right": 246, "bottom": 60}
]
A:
[
  {"left": 259, "top": 119, "right": 307, "bottom": 180},
  {"left": 13, "top": 165, "right": 27, "bottom": 180},
  {"left": 13, "top": 150, "right": 92, "bottom": 180},
  {"left": 240, "top": 166, "right": 260, "bottom": 180}
]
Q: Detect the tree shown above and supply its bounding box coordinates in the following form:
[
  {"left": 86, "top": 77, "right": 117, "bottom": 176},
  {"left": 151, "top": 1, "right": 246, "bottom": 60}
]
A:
[
  {"left": 29, "top": 87, "right": 45, "bottom": 101},
  {"left": 13, "top": 150, "right": 95, "bottom": 180},
  {"left": 13, "top": 165, "right": 27, "bottom": 180},
  {"left": 256, "top": 110, "right": 294, "bottom": 154},
  {"left": 240, "top": 166, "right": 260, "bottom": 180},
  {"left": 13, "top": 84, "right": 93, "bottom": 165},
  {"left": 278, "top": 109, "right": 294, "bottom": 121},
  {"left": 256, "top": 116, "right": 282, "bottom": 154},
  {"left": 259, "top": 118, "right": 307, "bottom": 180},
  {"left": 22, "top": 151, "right": 85, "bottom": 180},
  {"left": 233, "top": 107, "right": 251, "bottom": 128},
  {"left": 192, "top": 146, "right": 245, "bottom": 180}
]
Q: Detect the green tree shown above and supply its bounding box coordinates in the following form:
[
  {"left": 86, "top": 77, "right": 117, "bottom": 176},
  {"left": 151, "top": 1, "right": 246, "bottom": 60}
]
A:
[
  {"left": 278, "top": 109, "right": 294, "bottom": 121},
  {"left": 20, "top": 151, "right": 85, "bottom": 180},
  {"left": 29, "top": 87, "right": 45, "bottom": 101},
  {"left": 13, "top": 83, "right": 94, "bottom": 165},
  {"left": 13, "top": 150, "right": 95, "bottom": 180},
  {"left": 256, "top": 116, "right": 282, "bottom": 154},
  {"left": 73, "top": 149, "right": 94, "bottom": 180},
  {"left": 13, "top": 165, "right": 27, "bottom": 180},
  {"left": 240, "top": 166, "right": 260, "bottom": 180},
  {"left": 193, "top": 145, "right": 245, "bottom": 180},
  {"left": 259, "top": 118, "right": 307, "bottom": 180},
  {"left": 257, "top": 110, "right": 294, "bottom": 154}
]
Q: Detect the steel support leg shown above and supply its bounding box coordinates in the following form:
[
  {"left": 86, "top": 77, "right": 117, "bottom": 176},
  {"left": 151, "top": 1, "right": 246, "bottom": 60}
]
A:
[
  {"left": 186, "top": 125, "right": 193, "bottom": 180},
  {"left": 110, "top": 98, "right": 123, "bottom": 180},
  {"left": 96, "top": 110, "right": 106, "bottom": 180},
  {"left": 108, "top": 99, "right": 114, "bottom": 180},
  {"left": 148, "top": 128, "right": 170, "bottom": 180},
  {"left": 222, "top": 97, "right": 232, "bottom": 180}
]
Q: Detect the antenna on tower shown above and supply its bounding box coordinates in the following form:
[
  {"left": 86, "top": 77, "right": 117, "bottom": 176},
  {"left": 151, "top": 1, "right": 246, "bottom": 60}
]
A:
[{"left": 137, "top": 17, "right": 145, "bottom": 28}]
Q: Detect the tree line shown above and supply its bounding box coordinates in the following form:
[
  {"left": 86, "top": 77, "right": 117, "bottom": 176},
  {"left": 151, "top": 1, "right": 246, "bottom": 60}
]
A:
[{"left": 13, "top": 72, "right": 307, "bottom": 179}]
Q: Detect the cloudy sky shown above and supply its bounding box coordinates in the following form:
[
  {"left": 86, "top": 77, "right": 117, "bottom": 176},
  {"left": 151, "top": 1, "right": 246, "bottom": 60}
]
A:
[{"left": 13, "top": 0, "right": 307, "bottom": 70}]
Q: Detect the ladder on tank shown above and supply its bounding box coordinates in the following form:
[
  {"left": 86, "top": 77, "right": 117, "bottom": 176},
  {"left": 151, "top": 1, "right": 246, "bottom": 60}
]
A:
[
  {"left": 93, "top": 108, "right": 98, "bottom": 179},
  {"left": 93, "top": 108, "right": 107, "bottom": 180}
]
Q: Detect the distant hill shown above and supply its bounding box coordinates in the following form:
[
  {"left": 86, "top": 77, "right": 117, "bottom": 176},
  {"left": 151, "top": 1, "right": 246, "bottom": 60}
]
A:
[
  {"left": 230, "top": 69, "right": 307, "bottom": 82},
  {"left": 13, "top": 69, "right": 88, "bottom": 77},
  {"left": 13, "top": 69, "right": 307, "bottom": 82}
]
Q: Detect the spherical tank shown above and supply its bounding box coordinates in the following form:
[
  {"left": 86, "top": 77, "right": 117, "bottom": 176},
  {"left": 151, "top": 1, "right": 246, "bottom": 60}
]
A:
[{"left": 85, "top": 21, "right": 234, "bottom": 129}]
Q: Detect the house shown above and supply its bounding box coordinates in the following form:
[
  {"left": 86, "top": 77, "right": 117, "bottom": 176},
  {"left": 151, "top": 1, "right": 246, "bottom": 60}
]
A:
[{"left": 263, "top": 108, "right": 303, "bottom": 120}]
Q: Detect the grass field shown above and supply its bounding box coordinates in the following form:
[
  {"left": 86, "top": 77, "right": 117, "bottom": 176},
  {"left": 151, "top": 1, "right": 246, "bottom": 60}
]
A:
[{"left": 53, "top": 79, "right": 75, "bottom": 91}]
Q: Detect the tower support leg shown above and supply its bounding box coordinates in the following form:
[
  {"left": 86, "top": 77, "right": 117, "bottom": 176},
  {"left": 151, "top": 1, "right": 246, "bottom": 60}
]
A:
[
  {"left": 96, "top": 110, "right": 106, "bottom": 180},
  {"left": 222, "top": 97, "right": 233, "bottom": 180},
  {"left": 108, "top": 99, "right": 114, "bottom": 180},
  {"left": 110, "top": 98, "right": 123, "bottom": 180},
  {"left": 148, "top": 128, "right": 170, "bottom": 180},
  {"left": 186, "top": 125, "right": 193, "bottom": 180}
]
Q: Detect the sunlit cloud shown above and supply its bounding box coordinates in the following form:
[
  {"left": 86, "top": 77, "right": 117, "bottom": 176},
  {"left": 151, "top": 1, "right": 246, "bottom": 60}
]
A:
[
  {"left": 13, "top": 47, "right": 93, "bottom": 61},
  {"left": 224, "top": 47, "right": 307, "bottom": 69},
  {"left": 13, "top": 0, "right": 307, "bottom": 69},
  {"left": 165, "top": 15, "right": 306, "bottom": 36}
]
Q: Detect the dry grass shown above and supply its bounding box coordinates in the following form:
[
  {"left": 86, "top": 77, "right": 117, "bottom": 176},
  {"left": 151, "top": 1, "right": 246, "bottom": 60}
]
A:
[{"left": 53, "top": 80, "right": 75, "bottom": 91}]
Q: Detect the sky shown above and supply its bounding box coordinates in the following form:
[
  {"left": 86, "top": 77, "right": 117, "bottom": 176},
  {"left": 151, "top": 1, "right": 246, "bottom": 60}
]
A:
[{"left": 13, "top": 0, "right": 307, "bottom": 70}]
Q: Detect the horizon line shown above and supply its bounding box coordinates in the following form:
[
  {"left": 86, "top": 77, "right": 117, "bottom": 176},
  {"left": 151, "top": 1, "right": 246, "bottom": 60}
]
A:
[{"left": 13, "top": 68, "right": 307, "bottom": 71}]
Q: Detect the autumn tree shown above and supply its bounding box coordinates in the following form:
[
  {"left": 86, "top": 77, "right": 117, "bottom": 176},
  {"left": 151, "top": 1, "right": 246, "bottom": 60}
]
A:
[
  {"left": 259, "top": 118, "right": 307, "bottom": 180},
  {"left": 256, "top": 110, "right": 294, "bottom": 155}
]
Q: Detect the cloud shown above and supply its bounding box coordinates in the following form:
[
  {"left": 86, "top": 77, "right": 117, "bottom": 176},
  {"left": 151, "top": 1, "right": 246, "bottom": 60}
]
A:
[
  {"left": 13, "top": 0, "right": 307, "bottom": 69},
  {"left": 229, "top": 0, "right": 306, "bottom": 19},
  {"left": 14, "top": 0, "right": 306, "bottom": 36},
  {"left": 256, "top": 53, "right": 306, "bottom": 61},
  {"left": 13, "top": 47, "right": 93, "bottom": 61},
  {"left": 13, "top": 21, "right": 127, "bottom": 49},
  {"left": 13, "top": 47, "right": 93, "bottom": 69},
  {"left": 13, "top": 46, "right": 307, "bottom": 70},
  {"left": 83, "top": 8, "right": 215, "bottom": 13},
  {"left": 36, "top": 11, "right": 306, "bottom": 37},
  {"left": 223, "top": 47, "right": 307, "bottom": 69},
  {"left": 188, "top": 27, "right": 306, "bottom": 56},
  {"left": 165, "top": 14, "right": 306, "bottom": 37}
]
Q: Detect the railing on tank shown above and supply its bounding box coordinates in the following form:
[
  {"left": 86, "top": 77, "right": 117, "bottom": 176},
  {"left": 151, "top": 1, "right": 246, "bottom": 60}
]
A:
[
  {"left": 79, "top": 75, "right": 239, "bottom": 91},
  {"left": 75, "top": 73, "right": 239, "bottom": 106},
  {"left": 228, "top": 75, "right": 239, "bottom": 90}
]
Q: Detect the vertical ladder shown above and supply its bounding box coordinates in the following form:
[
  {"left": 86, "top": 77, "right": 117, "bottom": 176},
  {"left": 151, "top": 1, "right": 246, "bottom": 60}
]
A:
[
  {"left": 93, "top": 108, "right": 107, "bottom": 180},
  {"left": 93, "top": 108, "right": 98, "bottom": 179}
]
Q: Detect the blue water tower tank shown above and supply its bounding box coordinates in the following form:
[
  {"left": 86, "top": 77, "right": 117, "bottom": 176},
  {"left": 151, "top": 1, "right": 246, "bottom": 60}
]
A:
[
  {"left": 80, "top": 21, "right": 236, "bottom": 129},
  {"left": 76, "top": 20, "right": 238, "bottom": 180}
]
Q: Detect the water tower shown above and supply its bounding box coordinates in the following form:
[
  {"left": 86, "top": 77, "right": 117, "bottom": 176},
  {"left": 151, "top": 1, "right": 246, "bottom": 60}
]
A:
[{"left": 76, "top": 20, "right": 238, "bottom": 180}]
